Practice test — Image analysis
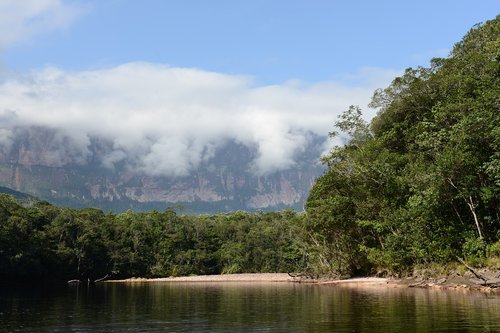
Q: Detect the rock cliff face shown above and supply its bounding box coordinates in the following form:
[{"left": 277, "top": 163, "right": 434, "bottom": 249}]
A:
[{"left": 0, "top": 128, "right": 324, "bottom": 213}]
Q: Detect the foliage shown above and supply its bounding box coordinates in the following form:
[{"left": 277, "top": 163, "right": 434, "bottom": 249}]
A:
[
  {"left": 305, "top": 16, "right": 500, "bottom": 276},
  {"left": 0, "top": 195, "right": 306, "bottom": 281}
]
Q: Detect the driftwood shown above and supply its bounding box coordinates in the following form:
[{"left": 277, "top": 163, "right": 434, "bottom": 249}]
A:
[
  {"left": 408, "top": 280, "right": 426, "bottom": 288},
  {"left": 94, "top": 274, "right": 110, "bottom": 283},
  {"left": 457, "top": 257, "right": 487, "bottom": 281},
  {"left": 288, "top": 272, "right": 319, "bottom": 281},
  {"left": 68, "top": 274, "right": 110, "bottom": 284},
  {"left": 457, "top": 257, "right": 500, "bottom": 288}
]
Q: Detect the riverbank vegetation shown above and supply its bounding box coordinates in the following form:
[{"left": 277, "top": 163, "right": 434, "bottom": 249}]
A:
[
  {"left": 305, "top": 15, "right": 500, "bottom": 277},
  {"left": 0, "top": 16, "right": 499, "bottom": 282},
  {"left": 0, "top": 199, "right": 307, "bottom": 281}
]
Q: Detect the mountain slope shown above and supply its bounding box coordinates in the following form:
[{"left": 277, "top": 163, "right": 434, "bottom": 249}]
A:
[
  {"left": 0, "top": 186, "right": 37, "bottom": 202},
  {"left": 0, "top": 130, "right": 324, "bottom": 213}
]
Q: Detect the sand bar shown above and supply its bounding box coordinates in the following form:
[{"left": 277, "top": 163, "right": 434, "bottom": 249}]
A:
[
  {"left": 105, "top": 273, "right": 498, "bottom": 292},
  {"left": 108, "top": 273, "right": 294, "bottom": 283},
  {"left": 107, "top": 274, "right": 390, "bottom": 286}
]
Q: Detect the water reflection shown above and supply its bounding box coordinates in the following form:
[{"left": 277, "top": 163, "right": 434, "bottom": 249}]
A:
[{"left": 0, "top": 282, "right": 499, "bottom": 332}]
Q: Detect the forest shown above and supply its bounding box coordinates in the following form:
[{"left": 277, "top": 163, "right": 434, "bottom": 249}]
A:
[
  {"left": 0, "top": 16, "right": 499, "bottom": 282},
  {"left": 0, "top": 197, "right": 307, "bottom": 281}
]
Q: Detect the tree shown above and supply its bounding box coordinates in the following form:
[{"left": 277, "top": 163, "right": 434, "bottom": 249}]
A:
[{"left": 306, "top": 15, "right": 500, "bottom": 276}]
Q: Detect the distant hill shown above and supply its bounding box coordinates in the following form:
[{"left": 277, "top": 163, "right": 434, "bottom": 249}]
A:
[{"left": 0, "top": 185, "right": 38, "bottom": 203}]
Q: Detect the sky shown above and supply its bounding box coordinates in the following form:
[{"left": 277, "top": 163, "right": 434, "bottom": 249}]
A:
[{"left": 0, "top": 0, "right": 498, "bottom": 176}]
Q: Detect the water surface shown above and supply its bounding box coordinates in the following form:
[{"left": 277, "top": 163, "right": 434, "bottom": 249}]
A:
[{"left": 0, "top": 282, "right": 499, "bottom": 332}]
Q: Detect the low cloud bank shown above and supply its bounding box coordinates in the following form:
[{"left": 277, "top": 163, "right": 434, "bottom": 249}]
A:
[{"left": 0, "top": 63, "right": 396, "bottom": 176}]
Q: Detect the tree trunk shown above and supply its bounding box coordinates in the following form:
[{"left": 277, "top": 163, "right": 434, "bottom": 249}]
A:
[{"left": 466, "top": 196, "right": 483, "bottom": 239}]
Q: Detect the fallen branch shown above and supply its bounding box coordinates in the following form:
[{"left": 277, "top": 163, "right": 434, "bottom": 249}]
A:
[
  {"left": 409, "top": 280, "right": 426, "bottom": 288},
  {"left": 482, "top": 281, "right": 500, "bottom": 288},
  {"left": 288, "top": 272, "right": 318, "bottom": 280},
  {"left": 456, "top": 257, "right": 487, "bottom": 282},
  {"left": 94, "top": 274, "right": 110, "bottom": 283}
]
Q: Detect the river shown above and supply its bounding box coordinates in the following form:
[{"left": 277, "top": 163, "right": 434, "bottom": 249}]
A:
[{"left": 1, "top": 282, "right": 499, "bottom": 332}]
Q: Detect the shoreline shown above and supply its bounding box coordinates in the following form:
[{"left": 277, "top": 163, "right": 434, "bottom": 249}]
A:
[
  {"left": 106, "top": 274, "right": 388, "bottom": 285},
  {"left": 107, "top": 273, "right": 293, "bottom": 283},
  {"left": 105, "top": 273, "right": 500, "bottom": 293}
]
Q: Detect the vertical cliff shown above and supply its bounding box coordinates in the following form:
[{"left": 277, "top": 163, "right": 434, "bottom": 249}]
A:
[{"left": 0, "top": 128, "right": 324, "bottom": 212}]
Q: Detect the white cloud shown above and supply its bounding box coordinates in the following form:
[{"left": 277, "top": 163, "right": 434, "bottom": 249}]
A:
[
  {"left": 0, "top": 63, "right": 397, "bottom": 176},
  {"left": 0, "top": 0, "right": 84, "bottom": 49}
]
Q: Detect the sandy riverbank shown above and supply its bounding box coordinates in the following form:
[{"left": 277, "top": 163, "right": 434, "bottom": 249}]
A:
[
  {"left": 108, "top": 273, "right": 294, "bottom": 283},
  {"left": 107, "top": 273, "right": 389, "bottom": 286},
  {"left": 105, "top": 272, "right": 500, "bottom": 292}
]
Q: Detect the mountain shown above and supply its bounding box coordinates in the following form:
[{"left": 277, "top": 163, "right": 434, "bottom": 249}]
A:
[{"left": 0, "top": 127, "right": 324, "bottom": 213}]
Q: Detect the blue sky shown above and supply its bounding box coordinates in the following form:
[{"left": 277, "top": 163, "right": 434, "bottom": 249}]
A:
[
  {"left": 0, "top": 1, "right": 498, "bottom": 175},
  {"left": 4, "top": 0, "right": 498, "bottom": 83}
]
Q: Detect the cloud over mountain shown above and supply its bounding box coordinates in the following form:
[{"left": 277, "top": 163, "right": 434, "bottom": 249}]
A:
[{"left": 0, "top": 63, "right": 396, "bottom": 176}]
